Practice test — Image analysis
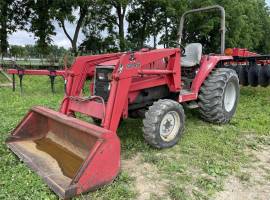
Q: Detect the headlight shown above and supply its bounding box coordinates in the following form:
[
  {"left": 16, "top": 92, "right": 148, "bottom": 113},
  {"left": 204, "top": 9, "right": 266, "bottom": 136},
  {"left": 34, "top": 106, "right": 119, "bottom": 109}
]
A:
[
  {"left": 97, "top": 72, "right": 112, "bottom": 81},
  {"left": 97, "top": 72, "right": 106, "bottom": 80}
]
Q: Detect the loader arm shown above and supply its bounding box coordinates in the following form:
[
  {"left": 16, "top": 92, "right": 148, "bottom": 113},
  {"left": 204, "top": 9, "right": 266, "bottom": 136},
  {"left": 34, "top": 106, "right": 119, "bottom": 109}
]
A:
[
  {"left": 61, "top": 49, "right": 181, "bottom": 132},
  {"left": 60, "top": 53, "right": 123, "bottom": 114}
]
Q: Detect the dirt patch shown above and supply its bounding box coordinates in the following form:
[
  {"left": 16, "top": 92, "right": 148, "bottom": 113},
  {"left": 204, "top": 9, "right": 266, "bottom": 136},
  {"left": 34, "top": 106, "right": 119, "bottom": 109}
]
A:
[
  {"left": 215, "top": 144, "right": 270, "bottom": 200},
  {"left": 122, "top": 154, "right": 170, "bottom": 200}
]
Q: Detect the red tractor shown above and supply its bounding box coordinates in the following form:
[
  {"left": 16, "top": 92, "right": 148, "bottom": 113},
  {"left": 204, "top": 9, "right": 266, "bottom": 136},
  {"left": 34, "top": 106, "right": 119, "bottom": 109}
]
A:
[{"left": 6, "top": 5, "right": 270, "bottom": 199}]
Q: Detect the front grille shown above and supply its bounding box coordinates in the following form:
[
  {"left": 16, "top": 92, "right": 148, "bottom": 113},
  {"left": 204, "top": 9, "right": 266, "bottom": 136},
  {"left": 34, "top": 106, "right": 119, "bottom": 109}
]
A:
[{"left": 94, "top": 67, "right": 113, "bottom": 101}]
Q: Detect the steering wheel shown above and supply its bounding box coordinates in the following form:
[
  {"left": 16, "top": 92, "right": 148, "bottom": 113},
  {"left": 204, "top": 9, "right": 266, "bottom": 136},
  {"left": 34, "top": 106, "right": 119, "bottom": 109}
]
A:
[{"left": 168, "top": 41, "right": 186, "bottom": 55}]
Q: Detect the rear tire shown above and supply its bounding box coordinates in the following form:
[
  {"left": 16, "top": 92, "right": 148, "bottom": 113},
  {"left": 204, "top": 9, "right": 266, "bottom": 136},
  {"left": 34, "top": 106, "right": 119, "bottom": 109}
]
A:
[
  {"left": 143, "top": 99, "right": 185, "bottom": 149},
  {"left": 198, "top": 68, "right": 240, "bottom": 124}
]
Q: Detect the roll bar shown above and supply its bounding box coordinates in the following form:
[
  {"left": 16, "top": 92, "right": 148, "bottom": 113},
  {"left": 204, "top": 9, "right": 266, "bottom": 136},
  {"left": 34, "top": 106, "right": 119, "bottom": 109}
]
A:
[{"left": 178, "top": 5, "right": 226, "bottom": 54}]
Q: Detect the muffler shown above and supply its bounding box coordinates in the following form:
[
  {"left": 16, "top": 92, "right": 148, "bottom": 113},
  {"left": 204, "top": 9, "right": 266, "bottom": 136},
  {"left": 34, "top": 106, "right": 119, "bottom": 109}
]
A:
[{"left": 6, "top": 106, "right": 120, "bottom": 199}]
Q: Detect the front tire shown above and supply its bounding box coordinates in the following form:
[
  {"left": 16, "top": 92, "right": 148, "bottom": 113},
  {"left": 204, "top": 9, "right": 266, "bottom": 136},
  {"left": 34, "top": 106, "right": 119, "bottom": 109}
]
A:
[
  {"left": 143, "top": 99, "right": 185, "bottom": 149},
  {"left": 198, "top": 68, "right": 240, "bottom": 124}
]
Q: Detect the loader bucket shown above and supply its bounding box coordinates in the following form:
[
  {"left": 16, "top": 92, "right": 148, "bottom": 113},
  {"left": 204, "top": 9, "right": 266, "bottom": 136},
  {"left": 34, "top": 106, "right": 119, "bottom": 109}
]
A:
[{"left": 6, "top": 106, "right": 120, "bottom": 199}]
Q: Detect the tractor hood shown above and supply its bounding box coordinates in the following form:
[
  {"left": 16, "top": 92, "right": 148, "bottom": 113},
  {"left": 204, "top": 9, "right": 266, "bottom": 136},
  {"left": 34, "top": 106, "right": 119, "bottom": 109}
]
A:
[{"left": 97, "top": 59, "right": 119, "bottom": 68}]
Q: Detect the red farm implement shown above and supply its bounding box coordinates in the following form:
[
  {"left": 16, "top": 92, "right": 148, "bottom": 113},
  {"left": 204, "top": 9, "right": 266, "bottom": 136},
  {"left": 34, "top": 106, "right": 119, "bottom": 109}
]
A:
[
  {"left": 7, "top": 68, "right": 65, "bottom": 93},
  {"left": 6, "top": 5, "right": 270, "bottom": 199}
]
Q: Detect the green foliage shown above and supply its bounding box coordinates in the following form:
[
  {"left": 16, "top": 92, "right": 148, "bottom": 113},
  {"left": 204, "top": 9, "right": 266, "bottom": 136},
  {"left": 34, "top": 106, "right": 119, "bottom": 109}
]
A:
[
  {"left": 127, "top": 0, "right": 161, "bottom": 49},
  {"left": 52, "top": 0, "right": 98, "bottom": 55},
  {"left": 126, "top": 0, "right": 188, "bottom": 49},
  {"left": 9, "top": 44, "right": 68, "bottom": 58},
  {"left": 171, "top": 0, "right": 270, "bottom": 53},
  {"left": 26, "top": 0, "right": 56, "bottom": 55},
  {"left": 81, "top": 0, "right": 132, "bottom": 52},
  {"left": 125, "top": 0, "right": 270, "bottom": 53},
  {"left": 80, "top": 35, "right": 119, "bottom": 54},
  {"left": 103, "top": 0, "right": 131, "bottom": 51},
  {"left": 0, "top": 0, "right": 28, "bottom": 55},
  {"left": 80, "top": 2, "right": 118, "bottom": 54}
]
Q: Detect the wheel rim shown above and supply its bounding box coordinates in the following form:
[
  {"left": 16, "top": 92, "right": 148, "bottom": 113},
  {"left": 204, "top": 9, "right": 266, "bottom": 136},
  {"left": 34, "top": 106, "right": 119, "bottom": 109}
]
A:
[
  {"left": 224, "top": 81, "right": 237, "bottom": 112},
  {"left": 159, "top": 111, "right": 180, "bottom": 142}
]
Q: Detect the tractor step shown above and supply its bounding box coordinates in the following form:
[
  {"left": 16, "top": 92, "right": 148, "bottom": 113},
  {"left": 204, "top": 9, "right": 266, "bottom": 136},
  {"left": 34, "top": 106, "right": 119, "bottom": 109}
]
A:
[
  {"left": 180, "top": 89, "right": 192, "bottom": 95},
  {"left": 185, "top": 101, "right": 199, "bottom": 109},
  {"left": 179, "top": 89, "right": 197, "bottom": 103}
]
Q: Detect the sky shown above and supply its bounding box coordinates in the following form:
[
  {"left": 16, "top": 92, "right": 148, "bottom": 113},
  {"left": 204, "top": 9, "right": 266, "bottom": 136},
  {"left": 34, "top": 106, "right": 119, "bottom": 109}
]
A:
[
  {"left": 8, "top": 20, "right": 85, "bottom": 49},
  {"left": 8, "top": 1, "right": 270, "bottom": 49}
]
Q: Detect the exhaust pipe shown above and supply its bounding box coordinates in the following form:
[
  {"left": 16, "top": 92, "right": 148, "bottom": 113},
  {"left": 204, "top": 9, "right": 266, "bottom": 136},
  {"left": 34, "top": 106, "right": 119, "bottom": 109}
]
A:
[{"left": 6, "top": 106, "right": 120, "bottom": 199}]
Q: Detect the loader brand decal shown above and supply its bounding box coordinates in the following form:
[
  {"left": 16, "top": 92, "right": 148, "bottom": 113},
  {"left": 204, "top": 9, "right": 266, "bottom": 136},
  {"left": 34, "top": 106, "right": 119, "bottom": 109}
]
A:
[{"left": 126, "top": 62, "right": 141, "bottom": 68}]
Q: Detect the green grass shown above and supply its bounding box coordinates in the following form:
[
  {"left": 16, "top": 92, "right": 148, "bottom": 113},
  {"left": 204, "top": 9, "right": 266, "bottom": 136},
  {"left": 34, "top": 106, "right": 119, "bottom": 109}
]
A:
[{"left": 0, "top": 76, "right": 269, "bottom": 199}]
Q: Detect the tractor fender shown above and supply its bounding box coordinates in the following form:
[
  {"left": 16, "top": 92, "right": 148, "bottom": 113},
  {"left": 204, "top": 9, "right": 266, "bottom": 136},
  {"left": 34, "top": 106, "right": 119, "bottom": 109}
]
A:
[{"left": 191, "top": 56, "right": 232, "bottom": 93}]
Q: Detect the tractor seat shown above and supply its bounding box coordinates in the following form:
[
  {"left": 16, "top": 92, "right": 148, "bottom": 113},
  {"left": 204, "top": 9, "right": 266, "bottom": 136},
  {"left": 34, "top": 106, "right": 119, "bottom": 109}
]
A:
[{"left": 181, "top": 43, "right": 202, "bottom": 67}]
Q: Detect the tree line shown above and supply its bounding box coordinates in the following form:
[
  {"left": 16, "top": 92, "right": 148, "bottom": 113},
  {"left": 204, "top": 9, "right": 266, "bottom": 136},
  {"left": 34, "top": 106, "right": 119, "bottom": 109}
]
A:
[
  {"left": 1, "top": 0, "right": 270, "bottom": 57},
  {"left": 8, "top": 45, "right": 68, "bottom": 58}
]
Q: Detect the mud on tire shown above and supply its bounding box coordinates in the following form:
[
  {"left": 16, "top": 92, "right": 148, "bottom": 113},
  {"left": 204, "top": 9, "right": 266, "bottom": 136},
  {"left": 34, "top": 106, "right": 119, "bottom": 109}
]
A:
[
  {"left": 198, "top": 68, "right": 240, "bottom": 124},
  {"left": 143, "top": 99, "right": 185, "bottom": 149}
]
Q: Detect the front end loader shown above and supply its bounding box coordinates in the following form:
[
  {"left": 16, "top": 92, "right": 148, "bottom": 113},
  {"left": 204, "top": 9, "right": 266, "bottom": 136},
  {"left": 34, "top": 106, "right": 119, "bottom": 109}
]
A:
[{"left": 5, "top": 5, "right": 270, "bottom": 199}]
